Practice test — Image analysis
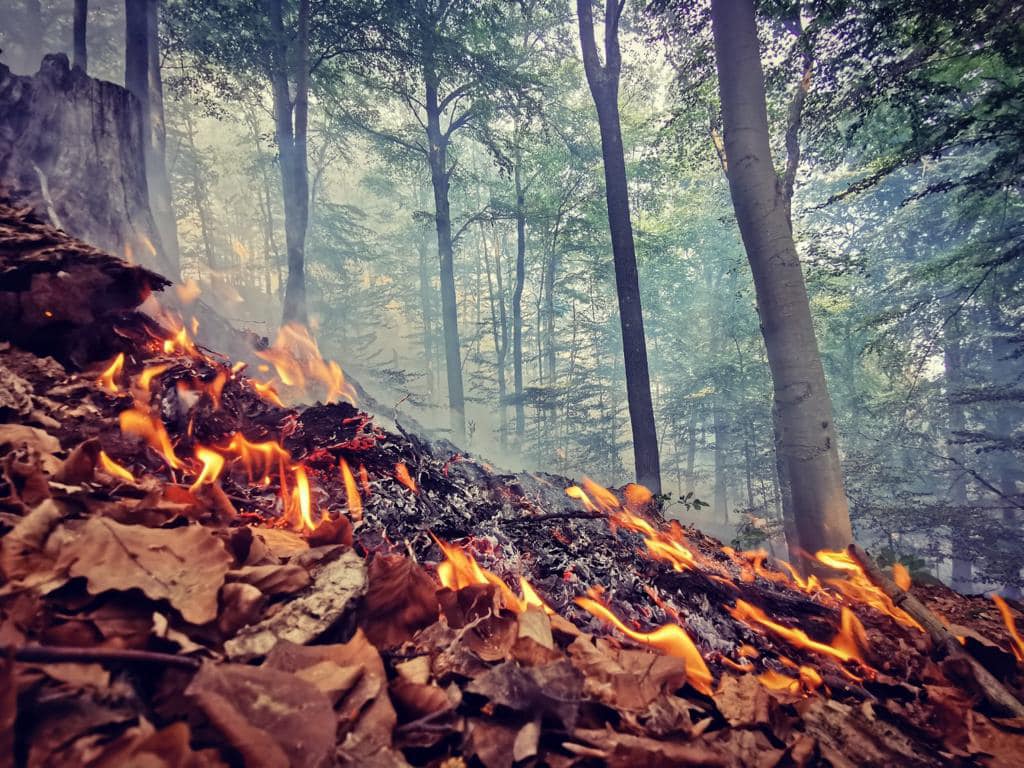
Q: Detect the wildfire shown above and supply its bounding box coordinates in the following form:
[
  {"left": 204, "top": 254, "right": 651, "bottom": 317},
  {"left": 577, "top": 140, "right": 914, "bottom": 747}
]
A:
[
  {"left": 395, "top": 462, "right": 417, "bottom": 493},
  {"left": 291, "top": 464, "right": 316, "bottom": 530},
  {"left": 728, "top": 599, "right": 869, "bottom": 671},
  {"left": 434, "top": 537, "right": 549, "bottom": 614},
  {"left": 256, "top": 323, "right": 356, "bottom": 405},
  {"left": 190, "top": 447, "right": 226, "bottom": 491},
  {"left": 98, "top": 450, "right": 134, "bottom": 482},
  {"left": 814, "top": 550, "right": 923, "bottom": 632},
  {"left": 339, "top": 458, "right": 362, "bottom": 520},
  {"left": 575, "top": 592, "right": 713, "bottom": 695},
  {"left": 119, "top": 405, "right": 183, "bottom": 470},
  {"left": 98, "top": 353, "right": 125, "bottom": 392},
  {"left": 993, "top": 595, "right": 1024, "bottom": 663}
]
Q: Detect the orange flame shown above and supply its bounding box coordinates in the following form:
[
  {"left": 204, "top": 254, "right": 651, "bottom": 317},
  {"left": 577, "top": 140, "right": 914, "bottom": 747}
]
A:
[
  {"left": 893, "top": 563, "right": 911, "bottom": 591},
  {"left": 98, "top": 353, "right": 125, "bottom": 392},
  {"left": 815, "top": 550, "right": 923, "bottom": 632},
  {"left": 251, "top": 378, "right": 285, "bottom": 408},
  {"left": 256, "top": 323, "right": 356, "bottom": 405},
  {"left": 340, "top": 458, "right": 362, "bottom": 521},
  {"left": 565, "top": 485, "right": 597, "bottom": 512},
  {"left": 729, "top": 599, "right": 867, "bottom": 669},
  {"left": 575, "top": 594, "right": 712, "bottom": 695},
  {"left": 993, "top": 595, "right": 1024, "bottom": 663},
  {"left": 395, "top": 462, "right": 417, "bottom": 493},
  {"left": 291, "top": 464, "right": 316, "bottom": 530},
  {"left": 190, "top": 447, "right": 225, "bottom": 491},
  {"left": 119, "top": 406, "right": 182, "bottom": 470},
  {"left": 138, "top": 363, "right": 171, "bottom": 393},
  {"left": 434, "top": 538, "right": 546, "bottom": 615},
  {"left": 98, "top": 450, "right": 134, "bottom": 482}
]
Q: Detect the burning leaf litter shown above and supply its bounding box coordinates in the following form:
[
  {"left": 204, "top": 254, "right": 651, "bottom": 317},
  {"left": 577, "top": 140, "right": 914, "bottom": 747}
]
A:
[{"left": 2, "top": 204, "right": 1024, "bottom": 765}]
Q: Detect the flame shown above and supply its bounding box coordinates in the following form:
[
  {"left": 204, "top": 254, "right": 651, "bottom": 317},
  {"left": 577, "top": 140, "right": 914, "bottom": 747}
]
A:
[
  {"left": 98, "top": 353, "right": 125, "bottom": 392},
  {"left": 757, "top": 668, "right": 801, "bottom": 694},
  {"left": 208, "top": 370, "right": 227, "bottom": 410},
  {"left": 729, "top": 599, "right": 866, "bottom": 668},
  {"left": 98, "top": 450, "right": 134, "bottom": 482},
  {"left": 993, "top": 595, "right": 1024, "bottom": 663},
  {"left": 119, "top": 406, "right": 182, "bottom": 470},
  {"left": 565, "top": 485, "right": 597, "bottom": 512},
  {"left": 163, "top": 325, "right": 197, "bottom": 356},
  {"left": 395, "top": 462, "right": 417, "bottom": 493},
  {"left": 745, "top": 550, "right": 822, "bottom": 594},
  {"left": 575, "top": 594, "right": 712, "bottom": 695},
  {"left": 175, "top": 278, "right": 202, "bottom": 304},
  {"left": 339, "top": 458, "right": 362, "bottom": 520},
  {"left": 256, "top": 323, "right": 356, "bottom": 405},
  {"left": 892, "top": 563, "right": 911, "bottom": 591},
  {"left": 251, "top": 378, "right": 285, "bottom": 408},
  {"left": 291, "top": 464, "right": 316, "bottom": 530},
  {"left": 221, "top": 433, "right": 289, "bottom": 483},
  {"left": 815, "top": 550, "right": 923, "bottom": 631},
  {"left": 190, "top": 447, "right": 225, "bottom": 491},
  {"left": 138, "top": 363, "right": 171, "bottom": 393},
  {"left": 434, "top": 537, "right": 543, "bottom": 615}
]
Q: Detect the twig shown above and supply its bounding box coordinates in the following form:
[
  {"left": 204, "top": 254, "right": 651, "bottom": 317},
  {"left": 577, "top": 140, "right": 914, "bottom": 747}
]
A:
[
  {"left": 5, "top": 644, "right": 202, "bottom": 671},
  {"left": 848, "top": 544, "right": 1024, "bottom": 717}
]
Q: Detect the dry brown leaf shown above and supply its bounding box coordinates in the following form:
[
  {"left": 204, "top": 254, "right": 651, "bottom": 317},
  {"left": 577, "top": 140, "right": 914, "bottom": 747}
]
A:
[
  {"left": 0, "top": 658, "right": 14, "bottom": 768},
  {"left": 395, "top": 656, "right": 431, "bottom": 685},
  {"left": 360, "top": 553, "right": 438, "bottom": 648},
  {"left": 306, "top": 514, "right": 353, "bottom": 548},
  {"left": 52, "top": 438, "right": 99, "bottom": 484},
  {"left": 252, "top": 527, "right": 309, "bottom": 560},
  {"left": 217, "top": 582, "right": 266, "bottom": 637},
  {"left": 294, "top": 660, "right": 364, "bottom": 704},
  {"left": 466, "top": 718, "right": 518, "bottom": 768},
  {"left": 512, "top": 719, "right": 541, "bottom": 763},
  {"left": 1, "top": 447, "right": 53, "bottom": 507},
  {"left": 90, "top": 720, "right": 227, "bottom": 768},
  {"left": 0, "top": 423, "right": 60, "bottom": 455},
  {"left": 0, "top": 498, "right": 66, "bottom": 587},
  {"left": 467, "top": 659, "right": 582, "bottom": 729},
  {"left": 567, "top": 635, "right": 686, "bottom": 712},
  {"left": 58, "top": 517, "right": 232, "bottom": 624},
  {"left": 391, "top": 677, "right": 454, "bottom": 721},
  {"left": 713, "top": 672, "right": 774, "bottom": 727},
  {"left": 966, "top": 712, "right": 1024, "bottom": 768},
  {"left": 224, "top": 549, "right": 366, "bottom": 659},
  {"left": 571, "top": 728, "right": 728, "bottom": 768},
  {"left": 226, "top": 564, "right": 311, "bottom": 596},
  {"left": 517, "top": 606, "right": 554, "bottom": 649},
  {"left": 464, "top": 613, "right": 519, "bottom": 662},
  {"left": 185, "top": 662, "right": 335, "bottom": 768}
]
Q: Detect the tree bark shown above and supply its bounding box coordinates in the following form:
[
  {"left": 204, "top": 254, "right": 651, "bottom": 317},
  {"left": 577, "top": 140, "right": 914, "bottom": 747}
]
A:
[
  {"left": 267, "top": 0, "right": 310, "bottom": 325},
  {"left": 73, "top": 0, "right": 88, "bottom": 71},
  {"left": 424, "top": 67, "right": 466, "bottom": 440},
  {"left": 943, "top": 322, "right": 972, "bottom": 590},
  {"left": 512, "top": 153, "right": 527, "bottom": 438},
  {"left": 710, "top": 0, "right": 852, "bottom": 561},
  {"left": 144, "top": 0, "right": 179, "bottom": 278},
  {"left": 576, "top": 0, "right": 662, "bottom": 494}
]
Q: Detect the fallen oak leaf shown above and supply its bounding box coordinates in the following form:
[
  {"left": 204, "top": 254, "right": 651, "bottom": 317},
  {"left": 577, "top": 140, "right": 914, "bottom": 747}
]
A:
[
  {"left": 0, "top": 498, "right": 69, "bottom": 589},
  {"left": 185, "top": 661, "right": 336, "bottom": 768},
  {"left": 226, "top": 564, "right": 311, "bottom": 597},
  {"left": 360, "top": 553, "right": 438, "bottom": 648},
  {"left": 57, "top": 517, "right": 232, "bottom": 624}
]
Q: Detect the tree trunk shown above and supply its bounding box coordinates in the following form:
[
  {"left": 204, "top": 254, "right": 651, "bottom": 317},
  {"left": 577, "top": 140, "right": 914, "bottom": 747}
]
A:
[
  {"left": 124, "top": 1, "right": 148, "bottom": 136},
  {"left": 267, "top": 0, "right": 309, "bottom": 325},
  {"left": 710, "top": 0, "right": 852, "bottom": 561},
  {"left": 512, "top": 156, "right": 527, "bottom": 438},
  {"left": 576, "top": 0, "right": 661, "bottom": 494},
  {"left": 944, "top": 322, "right": 972, "bottom": 591},
  {"left": 424, "top": 74, "right": 466, "bottom": 440},
  {"left": 73, "top": 0, "right": 88, "bottom": 71},
  {"left": 144, "top": 0, "right": 179, "bottom": 278},
  {"left": 484, "top": 228, "right": 509, "bottom": 447}
]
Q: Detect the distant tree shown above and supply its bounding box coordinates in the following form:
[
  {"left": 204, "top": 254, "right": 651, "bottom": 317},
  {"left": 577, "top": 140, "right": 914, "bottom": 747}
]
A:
[
  {"left": 73, "top": 0, "right": 87, "bottom": 70},
  {"left": 576, "top": 0, "right": 662, "bottom": 494}
]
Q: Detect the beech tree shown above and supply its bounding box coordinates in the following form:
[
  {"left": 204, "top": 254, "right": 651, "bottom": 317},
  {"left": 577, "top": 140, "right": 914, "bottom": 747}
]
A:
[
  {"left": 576, "top": 0, "right": 662, "bottom": 494},
  {"left": 708, "top": 0, "right": 852, "bottom": 559}
]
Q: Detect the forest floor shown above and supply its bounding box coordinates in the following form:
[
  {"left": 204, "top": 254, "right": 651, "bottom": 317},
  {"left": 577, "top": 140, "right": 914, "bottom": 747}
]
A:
[{"left": 2, "top": 201, "right": 1024, "bottom": 766}]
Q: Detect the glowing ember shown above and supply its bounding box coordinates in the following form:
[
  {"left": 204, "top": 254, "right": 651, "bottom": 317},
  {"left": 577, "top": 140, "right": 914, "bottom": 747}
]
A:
[
  {"left": 98, "top": 450, "right": 134, "bottom": 482},
  {"left": 339, "top": 458, "right": 362, "bottom": 520},
  {"left": 190, "top": 447, "right": 225, "bottom": 491},
  {"left": 98, "top": 353, "right": 125, "bottom": 392},
  {"left": 395, "top": 462, "right": 417, "bottom": 493},
  {"left": 256, "top": 323, "right": 356, "bottom": 405},
  {"left": 992, "top": 595, "right": 1024, "bottom": 663},
  {"left": 815, "top": 550, "right": 923, "bottom": 632},
  {"left": 575, "top": 594, "right": 712, "bottom": 695},
  {"left": 359, "top": 464, "right": 371, "bottom": 496}
]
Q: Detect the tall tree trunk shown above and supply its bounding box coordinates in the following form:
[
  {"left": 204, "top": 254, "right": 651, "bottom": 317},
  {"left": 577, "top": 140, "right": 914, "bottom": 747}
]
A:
[
  {"left": 267, "top": 0, "right": 309, "bottom": 325},
  {"left": 73, "top": 0, "right": 88, "bottom": 71},
  {"left": 484, "top": 228, "right": 509, "bottom": 447},
  {"left": 417, "top": 222, "right": 437, "bottom": 403},
  {"left": 512, "top": 155, "right": 527, "bottom": 438},
  {"left": 944, "top": 322, "right": 972, "bottom": 591},
  {"left": 713, "top": 397, "right": 728, "bottom": 523},
  {"left": 576, "top": 0, "right": 661, "bottom": 494},
  {"left": 144, "top": 0, "right": 178, "bottom": 278},
  {"left": 124, "top": 1, "right": 148, "bottom": 135},
  {"left": 424, "top": 73, "right": 466, "bottom": 440},
  {"left": 710, "top": 0, "right": 852, "bottom": 562}
]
